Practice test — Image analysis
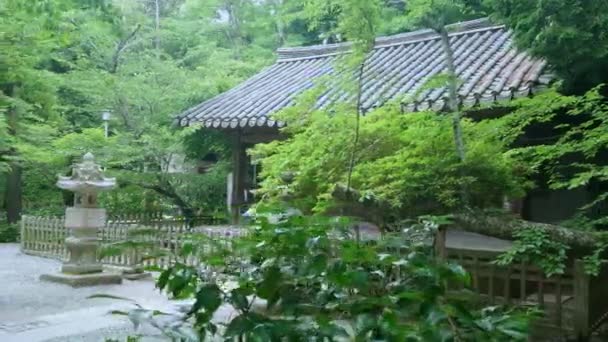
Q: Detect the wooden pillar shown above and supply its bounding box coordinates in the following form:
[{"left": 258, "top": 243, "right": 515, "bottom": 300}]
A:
[
  {"left": 435, "top": 227, "right": 448, "bottom": 260},
  {"left": 573, "top": 260, "right": 591, "bottom": 340},
  {"left": 574, "top": 260, "right": 608, "bottom": 341},
  {"left": 230, "top": 130, "right": 247, "bottom": 224}
]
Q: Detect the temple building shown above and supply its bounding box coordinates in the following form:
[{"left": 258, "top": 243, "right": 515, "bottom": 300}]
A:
[{"left": 175, "top": 18, "right": 596, "bottom": 224}]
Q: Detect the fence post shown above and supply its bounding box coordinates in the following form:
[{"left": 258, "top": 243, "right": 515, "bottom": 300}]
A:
[
  {"left": 435, "top": 226, "right": 447, "bottom": 260},
  {"left": 573, "top": 260, "right": 590, "bottom": 341},
  {"left": 20, "top": 216, "right": 26, "bottom": 251}
]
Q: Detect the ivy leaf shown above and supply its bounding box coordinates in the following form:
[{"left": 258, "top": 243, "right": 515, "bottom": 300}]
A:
[
  {"left": 229, "top": 288, "right": 250, "bottom": 311},
  {"left": 156, "top": 269, "right": 172, "bottom": 290},
  {"left": 257, "top": 266, "right": 282, "bottom": 300},
  {"left": 498, "top": 327, "right": 527, "bottom": 340},
  {"left": 224, "top": 314, "right": 255, "bottom": 337},
  {"left": 189, "top": 284, "right": 222, "bottom": 317}
]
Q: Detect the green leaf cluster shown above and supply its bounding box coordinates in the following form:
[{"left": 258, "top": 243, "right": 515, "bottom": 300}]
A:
[
  {"left": 252, "top": 100, "right": 529, "bottom": 218},
  {"left": 153, "top": 214, "right": 535, "bottom": 341},
  {"left": 486, "top": 0, "right": 608, "bottom": 94},
  {"left": 499, "top": 87, "right": 608, "bottom": 229}
]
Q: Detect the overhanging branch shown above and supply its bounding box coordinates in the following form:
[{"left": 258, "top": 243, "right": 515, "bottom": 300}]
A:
[{"left": 110, "top": 24, "right": 141, "bottom": 73}]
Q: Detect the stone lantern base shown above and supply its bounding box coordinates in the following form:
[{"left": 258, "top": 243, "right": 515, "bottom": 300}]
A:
[
  {"left": 40, "top": 272, "right": 122, "bottom": 287},
  {"left": 40, "top": 207, "right": 122, "bottom": 287}
]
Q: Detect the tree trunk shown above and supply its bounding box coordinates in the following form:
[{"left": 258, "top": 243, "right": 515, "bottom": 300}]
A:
[
  {"left": 346, "top": 62, "right": 366, "bottom": 192},
  {"left": 225, "top": 1, "right": 243, "bottom": 58},
  {"left": 453, "top": 212, "right": 600, "bottom": 254},
  {"left": 438, "top": 27, "right": 469, "bottom": 205},
  {"left": 276, "top": 17, "right": 286, "bottom": 46},
  {"left": 142, "top": 177, "right": 196, "bottom": 226},
  {"left": 333, "top": 184, "right": 602, "bottom": 253},
  {"left": 5, "top": 164, "right": 22, "bottom": 224},
  {"left": 110, "top": 24, "right": 141, "bottom": 73},
  {"left": 4, "top": 102, "right": 22, "bottom": 224},
  {"left": 273, "top": 0, "right": 286, "bottom": 46},
  {"left": 438, "top": 28, "right": 466, "bottom": 163},
  {"left": 154, "top": 0, "right": 161, "bottom": 56}
]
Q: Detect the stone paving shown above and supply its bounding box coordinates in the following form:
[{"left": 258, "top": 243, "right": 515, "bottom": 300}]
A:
[{"left": 0, "top": 243, "right": 216, "bottom": 342}]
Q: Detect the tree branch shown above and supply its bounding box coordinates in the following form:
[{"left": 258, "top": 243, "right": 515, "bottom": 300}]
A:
[
  {"left": 124, "top": 174, "right": 195, "bottom": 221},
  {"left": 345, "top": 61, "right": 366, "bottom": 195},
  {"left": 110, "top": 24, "right": 141, "bottom": 73}
]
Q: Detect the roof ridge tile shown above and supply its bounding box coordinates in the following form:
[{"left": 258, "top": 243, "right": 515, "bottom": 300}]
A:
[{"left": 276, "top": 18, "right": 499, "bottom": 61}]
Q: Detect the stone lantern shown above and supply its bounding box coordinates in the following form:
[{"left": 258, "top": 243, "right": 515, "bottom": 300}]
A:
[{"left": 40, "top": 153, "right": 122, "bottom": 286}]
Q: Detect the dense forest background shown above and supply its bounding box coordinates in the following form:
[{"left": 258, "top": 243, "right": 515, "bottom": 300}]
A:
[
  {"left": 1, "top": 0, "right": 607, "bottom": 227},
  {"left": 0, "top": 0, "right": 449, "bottom": 221}
]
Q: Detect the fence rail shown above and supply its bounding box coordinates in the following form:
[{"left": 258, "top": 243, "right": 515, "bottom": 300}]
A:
[
  {"left": 21, "top": 215, "right": 607, "bottom": 340},
  {"left": 436, "top": 228, "right": 608, "bottom": 341},
  {"left": 20, "top": 214, "right": 244, "bottom": 270}
]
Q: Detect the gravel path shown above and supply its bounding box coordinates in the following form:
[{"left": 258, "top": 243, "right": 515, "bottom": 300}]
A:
[
  {"left": 0, "top": 244, "right": 199, "bottom": 342},
  {"left": 0, "top": 229, "right": 511, "bottom": 341}
]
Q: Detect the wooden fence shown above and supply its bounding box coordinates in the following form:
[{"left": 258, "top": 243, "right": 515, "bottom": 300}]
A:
[
  {"left": 20, "top": 215, "right": 607, "bottom": 340},
  {"left": 436, "top": 228, "right": 608, "bottom": 341},
  {"left": 20, "top": 214, "right": 244, "bottom": 271}
]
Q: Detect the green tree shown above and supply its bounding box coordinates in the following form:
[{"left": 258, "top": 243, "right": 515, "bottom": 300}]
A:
[
  {"left": 485, "top": 0, "right": 608, "bottom": 94},
  {"left": 498, "top": 88, "right": 608, "bottom": 229},
  {"left": 251, "top": 101, "right": 528, "bottom": 219},
  {"left": 404, "top": 0, "right": 483, "bottom": 164},
  {"left": 0, "top": 0, "right": 67, "bottom": 222}
]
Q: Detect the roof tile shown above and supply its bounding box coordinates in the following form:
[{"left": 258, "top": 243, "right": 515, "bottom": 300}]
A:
[{"left": 178, "top": 18, "right": 552, "bottom": 128}]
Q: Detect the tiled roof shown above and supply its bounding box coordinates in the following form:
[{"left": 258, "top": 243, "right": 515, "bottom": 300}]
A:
[{"left": 178, "top": 18, "right": 552, "bottom": 128}]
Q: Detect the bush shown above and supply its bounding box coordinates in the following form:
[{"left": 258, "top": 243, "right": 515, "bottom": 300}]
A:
[
  {"left": 0, "top": 222, "right": 19, "bottom": 242},
  {"left": 150, "top": 214, "right": 536, "bottom": 341},
  {"left": 251, "top": 102, "right": 530, "bottom": 218}
]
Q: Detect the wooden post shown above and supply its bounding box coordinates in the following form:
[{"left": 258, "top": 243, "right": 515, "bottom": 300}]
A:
[
  {"left": 230, "top": 130, "right": 247, "bottom": 225},
  {"left": 20, "top": 217, "right": 25, "bottom": 252},
  {"left": 587, "top": 262, "right": 608, "bottom": 337},
  {"left": 573, "top": 260, "right": 590, "bottom": 340},
  {"left": 435, "top": 227, "right": 447, "bottom": 260}
]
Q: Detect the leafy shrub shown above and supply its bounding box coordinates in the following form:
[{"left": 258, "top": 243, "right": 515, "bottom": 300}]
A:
[
  {"left": 251, "top": 102, "right": 530, "bottom": 218},
  {"left": 0, "top": 222, "right": 19, "bottom": 242},
  {"left": 495, "top": 227, "right": 570, "bottom": 277},
  {"left": 150, "top": 214, "right": 535, "bottom": 341},
  {"left": 500, "top": 88, "right": 608, "bottom": 229}
]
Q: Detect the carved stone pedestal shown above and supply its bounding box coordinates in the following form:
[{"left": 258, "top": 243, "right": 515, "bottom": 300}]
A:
[{"left": 40, "top": 207, "right": 122, "bottom": 287}]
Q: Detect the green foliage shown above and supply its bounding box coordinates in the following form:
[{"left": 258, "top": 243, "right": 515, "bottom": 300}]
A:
[
  {"left": 151, "top": 214, "right": 535, "bottom": 340},
  {"left": 495, "top": 227, "right": 569, "bottom": 277},
  {"left": 499, "top": 87, "right": 608, "bottom": 229},
  {"left": 252, "top": 101, "right": 529, "bottom": 218},
  {"left": 4, "top": 0, "right": 348, "bottom": 220},
  {"left": 404, "top": 0, "right": 482, "bottom": 32},
  {"left": 486, "top": 0, "right": 608, "bottom": 94},
  {"left": 305, "top": 0, "right": 381, "bottom": 55},
  {"left": 4, "top": 0, "right": 421, "bottom": 220},
  {"left": 581, "top": 242, "right": 608, "bottom": 276},
  {"left": 0, "top": 222, "right": 19, "bottom": 242}
]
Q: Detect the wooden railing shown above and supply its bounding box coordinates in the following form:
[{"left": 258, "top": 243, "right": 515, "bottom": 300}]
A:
[
  {"left": 436, "top": 228, "right": 608, "bottom": 341},
  {"left": 20, "top": 214, "right": 244, "bottom": 270},
  {"left": 21, "top": 216, "right": 607, "bottom": 339}
]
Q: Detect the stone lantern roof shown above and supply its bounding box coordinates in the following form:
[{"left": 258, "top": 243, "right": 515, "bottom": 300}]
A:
[
  {"left": 57, "top": 152, "right": 116, "bottom": 208},
  {"left": 57, "top": 152, "right": 116, "bottom": 193}
]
